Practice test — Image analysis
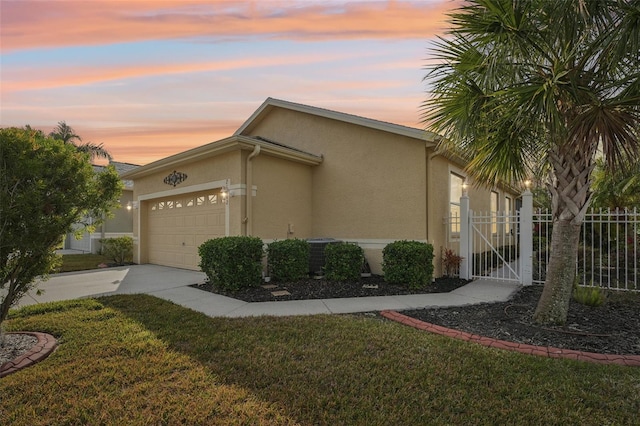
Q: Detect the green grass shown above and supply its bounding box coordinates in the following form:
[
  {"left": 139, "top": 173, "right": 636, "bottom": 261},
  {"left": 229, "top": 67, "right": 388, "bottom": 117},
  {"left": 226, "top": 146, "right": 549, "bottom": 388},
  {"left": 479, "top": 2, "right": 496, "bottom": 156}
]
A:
[
  {"left": 2, "top": 296, "right": 640, "bottom": 425},
  {"left": 56, "top": 253, "right": 111, "bottom": 273}
]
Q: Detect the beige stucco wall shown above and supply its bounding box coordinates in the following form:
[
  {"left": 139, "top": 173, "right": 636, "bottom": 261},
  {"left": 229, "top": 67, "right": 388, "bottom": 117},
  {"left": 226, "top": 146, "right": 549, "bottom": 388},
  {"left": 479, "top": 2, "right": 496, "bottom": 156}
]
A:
[
  {"left": 242, "top": 108, "right": 428, "bottom": 240},
  {"left": 241, "top": 108, "right": 430, "bottom": 275},
  {"left": 251, "top": 153, "right": 314, "bottom": 240}
]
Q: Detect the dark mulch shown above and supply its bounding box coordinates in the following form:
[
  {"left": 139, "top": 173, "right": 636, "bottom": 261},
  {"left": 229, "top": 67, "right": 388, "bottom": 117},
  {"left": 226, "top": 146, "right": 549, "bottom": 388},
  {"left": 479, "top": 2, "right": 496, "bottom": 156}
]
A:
[
  {"left": 191, "top": 276, "right": 640, "bottom": 356},
  {"left": 190, "top": 275, "right": 469, "bottom": 302},
  {"left": 402, "top": 285, "right": 640, "bottom": 355}
]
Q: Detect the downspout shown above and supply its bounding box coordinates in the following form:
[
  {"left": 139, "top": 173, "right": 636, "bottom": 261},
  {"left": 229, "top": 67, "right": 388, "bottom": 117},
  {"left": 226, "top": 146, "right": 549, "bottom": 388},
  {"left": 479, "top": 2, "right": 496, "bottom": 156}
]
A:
[
  {"left": 245, "top": 145, "right": 261, "bottom": 235},
  {"left": 426, "top": 148, "right": 440, "bottom": 243}
]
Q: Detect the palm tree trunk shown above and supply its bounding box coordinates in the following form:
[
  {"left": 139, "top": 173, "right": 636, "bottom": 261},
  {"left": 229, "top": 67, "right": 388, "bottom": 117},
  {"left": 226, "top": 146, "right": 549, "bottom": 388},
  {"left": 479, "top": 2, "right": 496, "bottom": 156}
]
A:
[
  {"left": 533, "top": 219, "right": 580, "bottom": 324},
  {"left": 533, "top": 145, "right": 595, "bottom": 325}
]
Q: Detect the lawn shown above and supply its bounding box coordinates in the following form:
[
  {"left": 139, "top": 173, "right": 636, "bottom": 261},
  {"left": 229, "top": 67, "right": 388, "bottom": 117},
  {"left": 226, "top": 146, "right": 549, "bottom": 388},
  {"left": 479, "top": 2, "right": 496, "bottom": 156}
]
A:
[
  {"left": 56, "top": 253, "right": 111, "bottom": 273},
  {"left": 2, "top": 296, "right": 639, "bottom": 425}
]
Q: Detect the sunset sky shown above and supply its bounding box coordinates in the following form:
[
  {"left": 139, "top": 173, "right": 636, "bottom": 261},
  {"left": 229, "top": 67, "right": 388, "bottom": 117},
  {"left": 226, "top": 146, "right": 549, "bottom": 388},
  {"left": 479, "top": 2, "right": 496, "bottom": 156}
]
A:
[{"left": 1, "top": 0, "right": 457, "bottom": 165}]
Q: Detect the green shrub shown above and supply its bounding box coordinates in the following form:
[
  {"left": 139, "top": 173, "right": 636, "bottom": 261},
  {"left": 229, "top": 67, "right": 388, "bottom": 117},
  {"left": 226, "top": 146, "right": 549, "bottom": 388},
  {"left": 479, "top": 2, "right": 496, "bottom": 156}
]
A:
[
  {"left": 573, "top": 283, "right": 607, "bottom": 307},
  {"left": 267, "top": 239, "right": 310, "bottom": 282},
  {"left": 382, "top": 240, "right": 434, "bottom": 289},
  {"left": 198, "top": 236, "right": 263, "bottom": 291},
  {"left": 100, "top": 236, "right": 133, "bottom": 265},
  {"left": 324, "top": 243, "right": 364, "bottom": 282}
]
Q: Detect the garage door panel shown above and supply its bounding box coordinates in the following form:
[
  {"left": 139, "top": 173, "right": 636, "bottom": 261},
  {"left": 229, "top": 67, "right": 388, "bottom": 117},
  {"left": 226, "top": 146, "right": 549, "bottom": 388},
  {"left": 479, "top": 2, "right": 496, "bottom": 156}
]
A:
[{"left": 147, "top": 190, "right": 225, "bottom": 270}]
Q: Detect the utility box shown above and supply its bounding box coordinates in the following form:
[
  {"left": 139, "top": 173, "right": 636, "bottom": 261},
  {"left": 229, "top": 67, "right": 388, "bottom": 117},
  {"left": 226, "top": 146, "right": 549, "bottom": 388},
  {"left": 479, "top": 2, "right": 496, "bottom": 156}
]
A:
[{"left": 307, "top": 238, "right": 342, "bottom": 276}]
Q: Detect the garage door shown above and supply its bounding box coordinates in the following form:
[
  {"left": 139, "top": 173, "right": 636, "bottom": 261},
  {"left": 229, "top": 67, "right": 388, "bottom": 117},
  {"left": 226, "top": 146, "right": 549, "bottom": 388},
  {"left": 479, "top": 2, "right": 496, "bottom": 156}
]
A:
[{"left": 147, "top": 190, "right": 226, "bottom": 270}]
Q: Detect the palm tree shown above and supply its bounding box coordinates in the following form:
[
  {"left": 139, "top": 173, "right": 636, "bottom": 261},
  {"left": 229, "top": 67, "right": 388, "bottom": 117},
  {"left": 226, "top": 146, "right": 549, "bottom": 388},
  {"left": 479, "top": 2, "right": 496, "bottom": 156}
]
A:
[
  {"left": 423, "top": 0, "right": 640, "bottom": 324},
  {"left": 49, "top": 121, "right": 112, "bottom": 161}
]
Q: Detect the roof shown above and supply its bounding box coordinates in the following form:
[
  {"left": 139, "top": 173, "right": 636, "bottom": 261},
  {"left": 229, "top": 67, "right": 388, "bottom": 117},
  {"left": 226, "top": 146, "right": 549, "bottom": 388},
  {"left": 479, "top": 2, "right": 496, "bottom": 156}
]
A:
[
  {"left": 93, "top": 161, "right": 140, "bottom": 189},
  {"left": 121, "top": 135, "right": 323, "bottom": 180},
  {"left": 93, "top": 161, "right": 140, "bottom": 175},
  {"left": 234, "top": 97, "right": 439, "bottom": 145}
]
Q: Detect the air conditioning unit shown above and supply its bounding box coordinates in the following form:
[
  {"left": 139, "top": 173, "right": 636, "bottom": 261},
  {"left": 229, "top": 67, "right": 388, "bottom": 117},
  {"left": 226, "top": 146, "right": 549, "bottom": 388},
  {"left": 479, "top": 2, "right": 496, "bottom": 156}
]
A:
[{"left": 307, "top": 238, "right": 341, "bottom": 276}]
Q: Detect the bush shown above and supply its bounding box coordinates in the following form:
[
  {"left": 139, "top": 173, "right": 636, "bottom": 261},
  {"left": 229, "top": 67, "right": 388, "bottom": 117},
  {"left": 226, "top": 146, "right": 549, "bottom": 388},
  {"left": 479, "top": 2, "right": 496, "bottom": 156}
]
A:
[
  {"left": 382, "top": 240, "right": 434, "bottom": 289},
  {"left": 198, "top": 236, "right": 263, "bottom": 291},
  {"left": 324, "top": 243, "right": 364, "bottom": 282},
  {"left": 573, "top": 280, "right": 607, "bottom": 307},
  {"left": 267, "top": 239, "right": 310, "bottom": 282},
  {"left": 101, "top": 236, "right": 133, "bottom": 265}
]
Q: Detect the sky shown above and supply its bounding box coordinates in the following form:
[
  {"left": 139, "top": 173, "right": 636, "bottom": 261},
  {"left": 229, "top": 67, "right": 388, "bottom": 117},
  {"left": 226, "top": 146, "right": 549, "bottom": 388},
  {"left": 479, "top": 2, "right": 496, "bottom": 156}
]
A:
[{"left": 1, "top": 0, "right": 458, "bottom": 166}]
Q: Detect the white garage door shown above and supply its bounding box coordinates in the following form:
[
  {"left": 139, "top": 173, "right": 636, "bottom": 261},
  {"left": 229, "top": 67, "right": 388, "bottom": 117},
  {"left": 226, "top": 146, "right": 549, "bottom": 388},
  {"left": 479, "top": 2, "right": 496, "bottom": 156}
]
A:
[{"left": 147, "top": 190, "right": 226, "bottom": 270}]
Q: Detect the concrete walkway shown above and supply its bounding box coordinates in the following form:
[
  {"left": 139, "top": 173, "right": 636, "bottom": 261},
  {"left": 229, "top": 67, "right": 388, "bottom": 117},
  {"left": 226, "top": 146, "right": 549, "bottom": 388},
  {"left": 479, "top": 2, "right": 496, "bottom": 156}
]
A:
[{"left": 15, "top": 265, "right": 521, "bottom": 317}]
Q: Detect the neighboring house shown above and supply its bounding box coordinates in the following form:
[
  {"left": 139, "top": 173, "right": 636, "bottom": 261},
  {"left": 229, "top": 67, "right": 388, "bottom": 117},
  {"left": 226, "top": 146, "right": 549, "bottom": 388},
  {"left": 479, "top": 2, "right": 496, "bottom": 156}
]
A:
[
  {"left": 122, "top": 98, "right": 519, "bottom": 276},
  {"left": 64, "top": 161, "right": 139, "bottom": 253}
]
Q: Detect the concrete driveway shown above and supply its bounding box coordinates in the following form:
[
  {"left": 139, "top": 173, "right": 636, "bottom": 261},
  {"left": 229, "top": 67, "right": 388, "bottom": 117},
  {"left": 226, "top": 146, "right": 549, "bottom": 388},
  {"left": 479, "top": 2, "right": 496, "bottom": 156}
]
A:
[{"left": 15, "top": 265, "right": 208, "bottom": 308}]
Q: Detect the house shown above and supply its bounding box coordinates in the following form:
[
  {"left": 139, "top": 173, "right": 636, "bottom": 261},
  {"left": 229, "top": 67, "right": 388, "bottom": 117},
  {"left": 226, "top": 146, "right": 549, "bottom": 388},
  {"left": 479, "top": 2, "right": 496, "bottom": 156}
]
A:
[
  {"left": 64, "top": 161, "right": 139, "bottom": 253},
  {"left": 122, "top": 98, "right": 519, "bottom": 276}
]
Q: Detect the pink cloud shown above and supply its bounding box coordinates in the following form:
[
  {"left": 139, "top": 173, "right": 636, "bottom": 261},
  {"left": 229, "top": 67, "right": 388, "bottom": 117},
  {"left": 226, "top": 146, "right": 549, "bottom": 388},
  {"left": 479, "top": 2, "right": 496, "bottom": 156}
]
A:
[
  {"left": 1, "top": 1, "right": 455, "bottom": 52},
  {"left": 3, "top": 51, "right": 377, "bottom": 92}
]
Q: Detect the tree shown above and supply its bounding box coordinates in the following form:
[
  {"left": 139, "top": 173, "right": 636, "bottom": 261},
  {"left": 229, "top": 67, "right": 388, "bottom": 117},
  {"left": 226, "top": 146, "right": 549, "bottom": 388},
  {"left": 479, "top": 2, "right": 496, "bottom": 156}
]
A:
[
  {"left": 0, "top": 127, "right": 122, "bottom": 326},
  {"left": 423, "top": 0, "right": 640, "bottom": 324},
  {"left": 590, "top": 157, "right": 640, "bottom": 210},
  {"left": 49, "top": 121, "right": 112, "bottom": 161}
]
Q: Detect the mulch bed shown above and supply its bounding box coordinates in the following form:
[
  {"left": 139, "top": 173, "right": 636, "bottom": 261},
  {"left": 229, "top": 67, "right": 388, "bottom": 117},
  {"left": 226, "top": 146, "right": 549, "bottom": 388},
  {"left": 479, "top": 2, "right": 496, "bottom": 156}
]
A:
[
  {"left": 190, "top": 275, "right": 469, "bottom": 302},
  {"left": 402, "top": 285, "right": 640, "bottom": 355}
]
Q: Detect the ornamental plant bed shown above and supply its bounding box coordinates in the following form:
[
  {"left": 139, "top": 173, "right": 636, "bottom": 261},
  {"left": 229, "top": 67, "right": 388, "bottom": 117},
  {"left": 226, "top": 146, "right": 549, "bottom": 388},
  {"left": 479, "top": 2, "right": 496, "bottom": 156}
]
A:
[
  {"left": 191, "top": 275, "right": 469, "bottom": 302},
  {"left": 401, "top": 285, "right": 640, "bottom": 355}
]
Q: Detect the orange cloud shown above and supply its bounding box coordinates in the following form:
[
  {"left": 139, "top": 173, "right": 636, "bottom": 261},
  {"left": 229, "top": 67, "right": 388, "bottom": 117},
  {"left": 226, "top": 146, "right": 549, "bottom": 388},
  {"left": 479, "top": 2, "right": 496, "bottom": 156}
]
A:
[
  {"left": 80, "top": 119, "right": 241, "bottom": 165},
  {"left": 1, "top": 1, "right": 456, "bottom": 52},
  {"left": 3, "top": 50, "right": 381, "bottom": 92}
]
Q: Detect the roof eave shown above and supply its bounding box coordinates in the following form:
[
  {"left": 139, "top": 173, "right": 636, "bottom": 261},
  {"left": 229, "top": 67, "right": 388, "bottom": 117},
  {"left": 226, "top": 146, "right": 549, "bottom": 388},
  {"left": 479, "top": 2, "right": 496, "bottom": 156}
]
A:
[{"left": 121, "top": 135, "right": 322, "bottom": 180}]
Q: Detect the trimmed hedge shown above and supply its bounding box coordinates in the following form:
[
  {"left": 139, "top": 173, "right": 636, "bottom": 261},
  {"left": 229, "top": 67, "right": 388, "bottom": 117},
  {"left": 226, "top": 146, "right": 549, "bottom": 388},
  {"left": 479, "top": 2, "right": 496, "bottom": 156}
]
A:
[
  {"left": 198, "top": 236, "right": 263, "bottom": 291},
  {"left": 100, "top": 236, "right": 133, "bottom": 265},
  {"left": 382, "top": 240, "right": 434, "bottom": 289},
  {"left": 267, "top": 239, "right": 310, "bottom": 282},
  {"left": 324, "top": 242, "right": 364, "bottom": 282}
]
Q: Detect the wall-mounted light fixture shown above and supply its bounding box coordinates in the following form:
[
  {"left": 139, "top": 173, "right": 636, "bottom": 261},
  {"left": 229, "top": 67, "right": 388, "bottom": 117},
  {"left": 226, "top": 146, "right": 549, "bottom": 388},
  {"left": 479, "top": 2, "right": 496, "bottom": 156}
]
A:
[
  {"left": 126, "top": 201, "right": 139, "bottom": 211},
  {"left": 220, "top": 186, "right": 232, "bottom": 204}
]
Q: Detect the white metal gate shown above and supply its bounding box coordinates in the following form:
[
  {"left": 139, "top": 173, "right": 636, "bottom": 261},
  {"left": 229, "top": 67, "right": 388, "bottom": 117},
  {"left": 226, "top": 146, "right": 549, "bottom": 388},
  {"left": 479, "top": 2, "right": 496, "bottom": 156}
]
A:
[
  {"left": 456, "top": 189, "right": 533, "bottom": 285},
  {"left": 468, "top": 211, "right": 521, "bottom": 282}
]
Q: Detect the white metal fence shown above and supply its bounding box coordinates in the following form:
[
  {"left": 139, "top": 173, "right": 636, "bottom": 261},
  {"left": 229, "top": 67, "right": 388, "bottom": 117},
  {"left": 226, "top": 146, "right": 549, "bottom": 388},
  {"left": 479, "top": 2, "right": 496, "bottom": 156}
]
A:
[
  {"left": 533, "top": 208, "right": 639, "bottom": 291},
  {"left": 447, "top": 192, "right": 638, "bottom": 291}
]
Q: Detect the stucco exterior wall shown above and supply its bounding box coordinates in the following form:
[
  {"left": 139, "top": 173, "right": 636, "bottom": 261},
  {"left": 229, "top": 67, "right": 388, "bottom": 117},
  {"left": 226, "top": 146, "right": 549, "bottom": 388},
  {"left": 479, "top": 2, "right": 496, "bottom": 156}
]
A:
[
  {"left": 251, "top": 154, "right": 313, "bottom": 240},
  {"left": 240, "top": 108, "right": 430, "bottom": 275},
  {"left": 242, "top": 108, "right": 428, "bottom": 241}
]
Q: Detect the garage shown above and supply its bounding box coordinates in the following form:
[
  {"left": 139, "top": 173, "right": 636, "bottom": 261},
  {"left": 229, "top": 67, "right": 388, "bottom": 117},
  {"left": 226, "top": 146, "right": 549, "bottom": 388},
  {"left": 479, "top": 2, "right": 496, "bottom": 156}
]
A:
[{"left": 146, "top": 189, "right": 226, "bottom": 270}]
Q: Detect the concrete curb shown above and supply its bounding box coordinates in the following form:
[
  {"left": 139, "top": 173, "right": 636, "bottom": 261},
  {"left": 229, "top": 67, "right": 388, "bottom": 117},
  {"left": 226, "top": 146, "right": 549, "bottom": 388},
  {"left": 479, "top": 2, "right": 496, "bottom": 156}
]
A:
[
  {"left": 0, "top": 332, "right": 58, "bottom": 378},
  {"left": 380, "top": 310, "right": 640, "bottom": 367}
]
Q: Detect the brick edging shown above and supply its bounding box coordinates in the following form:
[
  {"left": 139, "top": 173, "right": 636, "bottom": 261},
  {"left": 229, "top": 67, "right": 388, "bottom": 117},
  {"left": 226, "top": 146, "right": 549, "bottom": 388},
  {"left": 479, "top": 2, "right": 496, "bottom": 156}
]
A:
[
  {"left": 0, "top": 332, "right": 58, "bottom": 378},
  {"left": 380, "top": 310, "right": 640, "bottom": 366}
]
